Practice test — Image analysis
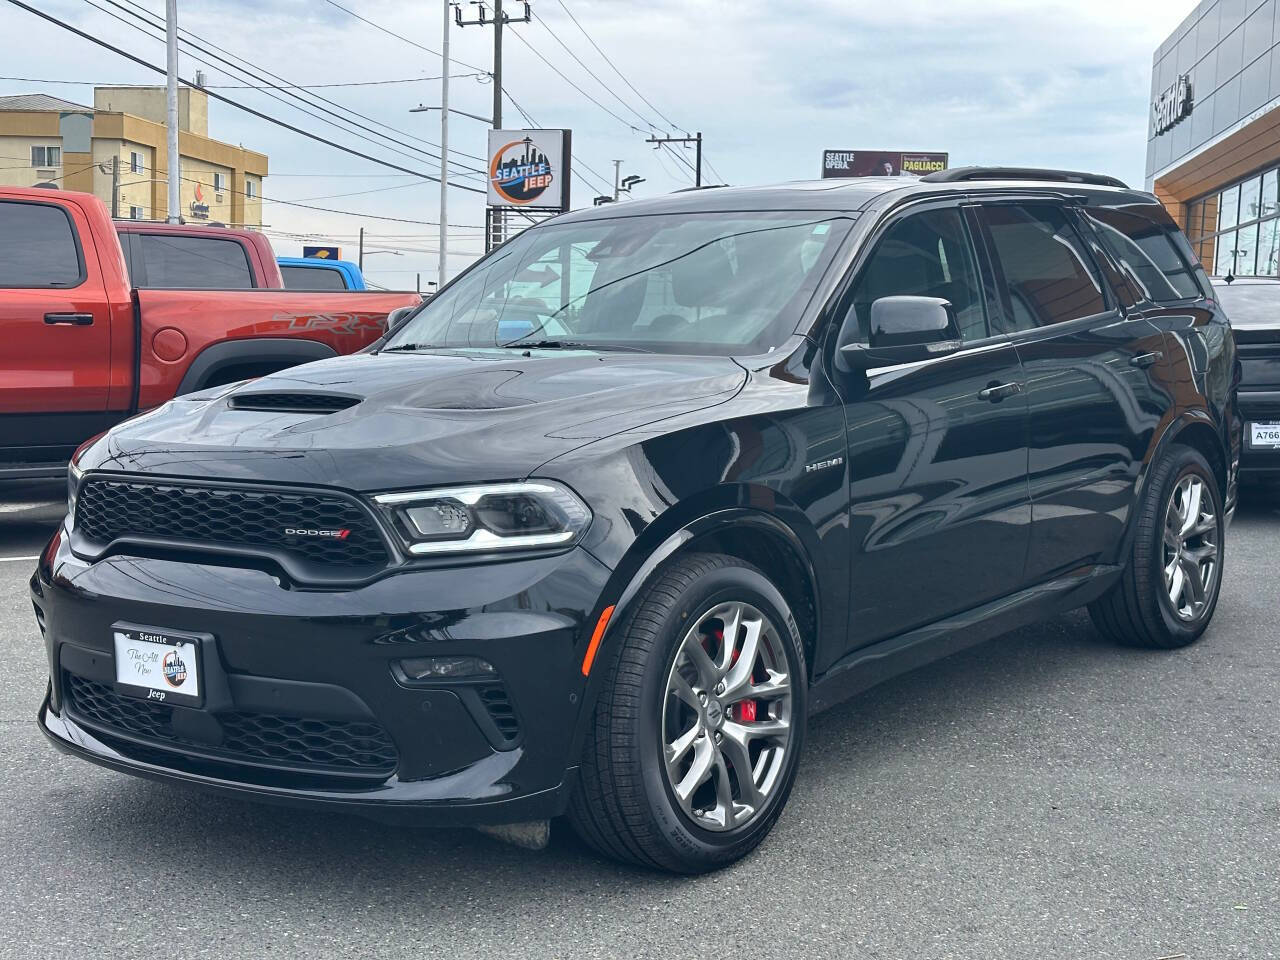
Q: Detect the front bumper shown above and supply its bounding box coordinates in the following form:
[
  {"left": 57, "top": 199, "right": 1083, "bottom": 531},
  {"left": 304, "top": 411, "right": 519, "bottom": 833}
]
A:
[{"left": 32, "top": 529, "right": 612, "bottom": 824}]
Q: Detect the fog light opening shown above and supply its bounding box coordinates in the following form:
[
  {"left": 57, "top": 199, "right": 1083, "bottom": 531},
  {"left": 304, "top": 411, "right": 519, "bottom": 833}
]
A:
[{"left": 396, "top": 656, "right": 498, "bottom": 681}]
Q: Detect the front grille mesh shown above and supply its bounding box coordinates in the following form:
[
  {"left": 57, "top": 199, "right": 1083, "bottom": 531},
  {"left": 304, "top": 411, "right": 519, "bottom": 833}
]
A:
[
  {"left": 75, "top": 478, "right": 389, "bottom": 569},
  {"left": 65, "top": 674, "right": 398, "bottom": 774}
]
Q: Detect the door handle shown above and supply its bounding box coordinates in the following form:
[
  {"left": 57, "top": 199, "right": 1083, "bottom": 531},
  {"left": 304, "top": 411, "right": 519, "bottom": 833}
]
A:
[
  {"left": 1130, "top": 351, "right": 1162, "bottom": 368},
  {"left": 978, "top": 381, "right": 1022, "bottom": 402},
  {"left": 44, "top": 312, "right": 94, "bottom": 326}
]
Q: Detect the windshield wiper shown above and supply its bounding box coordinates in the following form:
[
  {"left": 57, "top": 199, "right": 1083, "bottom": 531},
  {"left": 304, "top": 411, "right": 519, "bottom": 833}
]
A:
[
  {"left": 381, "top": 342, "right": 443, "bottom": 352},
  {"left": 499, "top": 339, "right": 653, "bottom": 353}
]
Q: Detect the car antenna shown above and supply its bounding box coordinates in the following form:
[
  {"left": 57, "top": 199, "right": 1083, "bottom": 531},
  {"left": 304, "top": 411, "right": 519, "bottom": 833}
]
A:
[{"left": 1224, "top": 272, "right": 1235, "bottom": 284}]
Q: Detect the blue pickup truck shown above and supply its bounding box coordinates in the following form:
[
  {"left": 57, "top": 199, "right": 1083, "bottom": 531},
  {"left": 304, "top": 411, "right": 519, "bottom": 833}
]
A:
[{"left": 277, "top": 257, "right": 367, "bottom": 291}]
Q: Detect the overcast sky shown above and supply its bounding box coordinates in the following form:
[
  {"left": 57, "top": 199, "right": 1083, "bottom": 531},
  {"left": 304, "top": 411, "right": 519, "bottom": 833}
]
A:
[{"left": 1, "top": 0, "right": 1190, "bottom": 288}]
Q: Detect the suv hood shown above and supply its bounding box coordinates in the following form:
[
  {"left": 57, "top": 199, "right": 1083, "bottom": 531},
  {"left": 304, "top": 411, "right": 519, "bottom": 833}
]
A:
[{"left": 90, "top": 350, "right": 746, "bottom": 491}]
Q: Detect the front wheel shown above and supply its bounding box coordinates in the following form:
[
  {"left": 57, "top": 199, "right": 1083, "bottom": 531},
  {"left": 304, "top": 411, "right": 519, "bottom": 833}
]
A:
[
  {"left": 569, "top": 552, "right": 807, "bottom": 873},
  {"left": 1089, "top": 445, "right": 1224, "bottom": 649}
]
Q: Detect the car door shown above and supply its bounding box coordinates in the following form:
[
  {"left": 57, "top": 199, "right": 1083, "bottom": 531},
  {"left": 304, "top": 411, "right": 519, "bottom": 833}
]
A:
[
  {"left": 827, "top": 201, "right": 1032, "bottom": 652},
  {"left": 0, "top": 196, "right": 116, "bottom": 463},
  {"left": 976, "top": 200, "right": 1172, "bottom": 584}
]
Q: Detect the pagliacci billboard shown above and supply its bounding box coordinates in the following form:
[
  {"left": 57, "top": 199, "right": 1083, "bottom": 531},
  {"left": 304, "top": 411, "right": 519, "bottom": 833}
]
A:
[
  {"left": 822, "top": 150, "right": 949, "bottom": 178},
  {"left": 486, "top": 129, "right": 572, "bottom": 211}
]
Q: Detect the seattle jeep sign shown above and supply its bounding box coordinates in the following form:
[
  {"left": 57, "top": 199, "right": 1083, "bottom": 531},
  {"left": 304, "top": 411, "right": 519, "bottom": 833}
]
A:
[{"left": 1153, "top": 75, "right": 1193, "bottom": 135}]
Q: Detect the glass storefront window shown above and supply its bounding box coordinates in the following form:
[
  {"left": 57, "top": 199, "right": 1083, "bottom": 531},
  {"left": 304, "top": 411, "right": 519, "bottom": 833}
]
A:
[
  {"left": 1240, "top": 176, "right": 1263, "bottom": 225},
  {"left": 1215, "top": 231, "right": 1236, "bottom": 275},
  {"left": 1236, "top": 223, "right": 1259, "bottom": 275},
  {"left": 1219, "top": 185, "right": 1241, "bottom": 232},
  {"left": 1259, "top": 220, "right": 1280, "bottom": 276},
  {"left": 1263, "top": 171, "right": 1279, "bottom": 220}
]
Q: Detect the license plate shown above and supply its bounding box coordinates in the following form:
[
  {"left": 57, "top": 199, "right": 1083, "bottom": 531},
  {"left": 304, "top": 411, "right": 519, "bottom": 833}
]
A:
[
  {"left": 113, "top": 627, "right": 201, "bottom": 703},
  {"left": 1249, "top": 422, "right": 1280, "bottom": 449}
]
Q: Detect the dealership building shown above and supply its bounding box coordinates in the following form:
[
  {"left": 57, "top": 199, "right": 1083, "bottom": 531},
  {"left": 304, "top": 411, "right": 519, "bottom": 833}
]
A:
[
  {"left": 1148, "top": 0, "right": 1280, "bottom": 277},
  {"left": 0, "top": 85, "right": 266, "bottom": 226}
]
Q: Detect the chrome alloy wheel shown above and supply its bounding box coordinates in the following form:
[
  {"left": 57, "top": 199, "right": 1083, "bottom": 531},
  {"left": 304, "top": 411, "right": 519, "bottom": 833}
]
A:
[
  {"left": 1163, "top": 474, "right": 1219, "bottom": 622},
  {"left": 660, "top": 601, "right": 794, "bottom": 832}
]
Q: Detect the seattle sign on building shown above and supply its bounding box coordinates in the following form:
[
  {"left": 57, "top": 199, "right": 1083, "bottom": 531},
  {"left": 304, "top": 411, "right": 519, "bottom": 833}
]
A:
[{"left": 1152, "top": 75, "right": 1193, "bottom": 135}]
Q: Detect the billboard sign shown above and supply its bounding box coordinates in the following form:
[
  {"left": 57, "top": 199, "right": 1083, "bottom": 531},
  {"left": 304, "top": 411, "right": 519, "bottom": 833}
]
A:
[
  {"left": 303, "top": 246, "right": 341, "bottom": 260},
  {"left": 486, "top": 129, "right": 572, "bottom": 210},
  {"left": 822, "top": 150, "right": 949, "bottom": 178}
]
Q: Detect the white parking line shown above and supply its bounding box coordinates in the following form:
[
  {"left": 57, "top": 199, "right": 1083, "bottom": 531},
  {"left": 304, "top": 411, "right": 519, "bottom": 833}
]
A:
[{"left": 0, "top": 556, "right": 39, "bottom": 562}]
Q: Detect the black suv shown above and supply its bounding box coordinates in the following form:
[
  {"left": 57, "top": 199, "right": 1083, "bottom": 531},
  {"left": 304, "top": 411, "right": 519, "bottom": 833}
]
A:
[
  {"left": 34, "top": 167, "right": 1241, "bottom": 873},
  {"left": 1207, "top": 276, "right": 1280, "bottom": 478}
]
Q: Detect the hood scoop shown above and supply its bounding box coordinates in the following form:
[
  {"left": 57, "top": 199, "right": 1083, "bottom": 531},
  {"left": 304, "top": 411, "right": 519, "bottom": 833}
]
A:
[{"left": 228, "top": 392, "right": 361, "bottom": 415}]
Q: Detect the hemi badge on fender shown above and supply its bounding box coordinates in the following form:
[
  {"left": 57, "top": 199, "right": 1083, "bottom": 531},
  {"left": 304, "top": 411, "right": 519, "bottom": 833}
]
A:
[{"left": 804, "top": 457, "right": 844, "bottom": 473}]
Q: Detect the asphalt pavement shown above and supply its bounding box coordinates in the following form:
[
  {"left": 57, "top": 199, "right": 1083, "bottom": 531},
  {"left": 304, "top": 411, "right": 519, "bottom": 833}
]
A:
[{"left": 1, "top": 485, "right": 1277, "bottom": 959}]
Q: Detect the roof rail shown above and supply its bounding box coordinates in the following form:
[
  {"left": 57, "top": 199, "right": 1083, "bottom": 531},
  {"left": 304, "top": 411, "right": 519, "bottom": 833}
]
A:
[{"left": 920, "top": 166, "right": 1128, "bottom": 189}]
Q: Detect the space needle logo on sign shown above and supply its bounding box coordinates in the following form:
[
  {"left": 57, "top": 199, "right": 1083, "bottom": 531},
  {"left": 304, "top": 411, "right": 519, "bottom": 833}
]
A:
[{"left": 490, "top": 136, "right": 554, "bottom": 205}]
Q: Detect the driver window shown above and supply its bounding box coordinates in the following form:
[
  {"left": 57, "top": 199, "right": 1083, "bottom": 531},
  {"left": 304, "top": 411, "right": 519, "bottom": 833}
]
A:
[{"left": 845, "top": 208, "right": 988, "bottom": 343}]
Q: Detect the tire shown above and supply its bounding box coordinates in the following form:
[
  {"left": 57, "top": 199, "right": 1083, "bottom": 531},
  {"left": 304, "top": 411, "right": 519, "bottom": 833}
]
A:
[
  {"left": 569, "top": 552, "right": 808, "bottom": 873},
  {"left": 1089, "top": 445, "right": 1225, "bottom": 649}
]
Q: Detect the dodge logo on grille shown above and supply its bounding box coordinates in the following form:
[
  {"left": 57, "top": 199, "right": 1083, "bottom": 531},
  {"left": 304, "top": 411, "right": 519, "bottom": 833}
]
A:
[{"left": 284, "top": 527, "right": 351, "bottom": 539}]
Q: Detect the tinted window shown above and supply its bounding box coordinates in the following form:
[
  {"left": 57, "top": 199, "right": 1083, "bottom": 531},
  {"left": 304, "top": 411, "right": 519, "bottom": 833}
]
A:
[
  {"left": 1085, "top": 207, "right": 1205, "bottom": 301},
  {"left": 137, "top": 234, "right": 254, "bottom": 289},
  {"left": 386, "top": 211, "right": 854, "bottom": 356},
  {"left": 846, "top": 208, "right": 987, "bottom": 342},
  {"left": 280, "top": 265, "right": 349, "bottom": 290},
  {"left": 984, "top": 205, "right": 1105, "bottom": 330},
  {"left": 0, "top": 201, "right": 83, "bottom": 288}
]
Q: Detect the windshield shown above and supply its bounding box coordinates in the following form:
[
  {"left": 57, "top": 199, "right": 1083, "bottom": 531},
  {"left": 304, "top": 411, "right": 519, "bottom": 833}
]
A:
[{"left": 385, "top": 211, "right": 854, "bottom": 355}]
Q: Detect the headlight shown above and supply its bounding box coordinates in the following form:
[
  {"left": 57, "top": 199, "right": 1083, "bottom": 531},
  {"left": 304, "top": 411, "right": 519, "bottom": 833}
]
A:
[
  {"left": 373, "top": 481, "right": 591, "bottom": 556},
  {"left": 67, "top": 431, "right": 105, "bottom": 518}
]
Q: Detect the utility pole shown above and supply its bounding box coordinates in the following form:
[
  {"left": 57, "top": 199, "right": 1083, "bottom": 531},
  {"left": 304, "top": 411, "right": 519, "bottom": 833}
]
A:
[
  {"left": 613, "top": 160, "right": 621, "bottom": 201},
  {"left": 358, "top": 226, "right": 365, "bottom": 271},
  {"left": 456, "top": 1, "right": 530, "bottom": 251},
  {"left": 645, "top": 132, "right": 704, "bottom": 187},
  {"left": 164, "top": 0, "right": 180, "bottom": 223},
  {"left": 110, "top": 155, "right": 120, "bottom": 218},
  {"left": 438, "top": 0, "right": 449, "bottom": 286}
]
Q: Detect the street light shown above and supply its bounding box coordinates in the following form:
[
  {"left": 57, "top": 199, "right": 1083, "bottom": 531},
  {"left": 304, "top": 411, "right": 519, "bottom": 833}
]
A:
[{"left": 410, "top": 104, "right": 494, "bottom": 124}]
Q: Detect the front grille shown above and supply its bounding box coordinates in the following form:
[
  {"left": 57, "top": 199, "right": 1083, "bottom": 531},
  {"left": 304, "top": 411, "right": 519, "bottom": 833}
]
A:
[
  {"left": 229, "top": 393, "right": 361, "bottom": 414},
  {"left": 75, "top": 478, "right": 389, "bottom": 570},
  {"left": 65, "top": 674, "right": 398, "bottom": 774}
]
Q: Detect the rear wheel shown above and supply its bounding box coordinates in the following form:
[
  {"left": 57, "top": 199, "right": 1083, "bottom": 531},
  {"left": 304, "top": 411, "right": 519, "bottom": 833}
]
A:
[
  {"left": 569, "top": 552, "right": 807, "bottom": 873},
  {"left": 1089, "top": 445, "right": 1224, "bottom": 649}
]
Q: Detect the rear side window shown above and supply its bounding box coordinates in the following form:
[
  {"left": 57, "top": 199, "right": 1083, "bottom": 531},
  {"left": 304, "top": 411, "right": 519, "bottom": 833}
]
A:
[
  {"left": 280, "top": 264, "right": 349, "bottom": 290},
  {"left": 1084, "top": 206, "right": 1205, "bottom": 302},
  {"left": 0, "top": 200, "right": 83, "bottom": 288},
  {"left": 983, "top": 204, "right": 1106, "bottom": 330},
  {"left": 137, "top": 234, "right": 255, "bottom": 289}
]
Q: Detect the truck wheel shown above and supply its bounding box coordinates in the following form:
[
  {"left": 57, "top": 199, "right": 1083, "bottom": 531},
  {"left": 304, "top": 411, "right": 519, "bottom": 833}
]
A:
[
  {"left": 1089, "top": 445, "right": 1224, "bottom": 649},
  {"left": 569, "top": 553, "right": 807, "bottom": 873}
]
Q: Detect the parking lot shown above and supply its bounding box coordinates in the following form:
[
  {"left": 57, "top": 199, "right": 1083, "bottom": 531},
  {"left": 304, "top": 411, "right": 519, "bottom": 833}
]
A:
[{"left": 1, "top": 485, "right": 1276, "bottom": 960}]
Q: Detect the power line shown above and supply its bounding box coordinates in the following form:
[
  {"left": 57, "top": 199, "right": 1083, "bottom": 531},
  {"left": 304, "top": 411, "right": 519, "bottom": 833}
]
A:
[
  {"left": 101, "top": 0, "right": 489, "bottom": 172},
  {"left": 0, "top": 72, "right": 486, "bottom": 88},
  {"left": 3, "top": 0, "right": 487, "bottom": 194},
  {"left": 528, "top": 8, "right": 662, "bottom": 133},
  {"left": 550, "top": 0, "right": 681, "bottom": 131},
  {"left": 320, "top": 0, "right": 489, "bottom": 74}
]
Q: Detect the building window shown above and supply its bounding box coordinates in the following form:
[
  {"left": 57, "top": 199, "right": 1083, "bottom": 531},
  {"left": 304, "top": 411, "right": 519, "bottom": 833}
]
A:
[
  {"left": 130, "top": 152, "right": 144, "bottom": 174},
  {"left": 245, "top": 179, "right": 256, "bottom": 199},
  {"left": 129, "top": 206, "right": 143, "bottom": 220},
  {"left": 1188, "top": 166, "right": 1280, "bottom": 278},
  {"left": 213, "top": 172, "right": 227, "bottom": 192},
  {"left": 30, "top": 145, "right": 61, "bottom": 167}
]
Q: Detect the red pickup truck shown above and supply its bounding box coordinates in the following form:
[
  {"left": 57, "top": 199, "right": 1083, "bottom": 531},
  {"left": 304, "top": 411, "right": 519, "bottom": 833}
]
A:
[{"left": 0, "top": 186, "right": 421, "bottom": 480}]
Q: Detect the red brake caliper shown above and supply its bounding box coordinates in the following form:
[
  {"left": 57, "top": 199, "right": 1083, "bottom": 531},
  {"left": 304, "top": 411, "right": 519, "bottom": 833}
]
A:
[{"left": 711, "top": 627, "right": 757, "bottom": 727}]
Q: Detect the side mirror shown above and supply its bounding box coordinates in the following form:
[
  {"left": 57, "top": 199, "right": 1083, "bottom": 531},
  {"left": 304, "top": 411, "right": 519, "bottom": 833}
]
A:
[
  {"left": 386, "top": 305, "right": 416, "bottom": 332},
  {"left": 841, "top": 296, "right": 963, "bottom": 371}
]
